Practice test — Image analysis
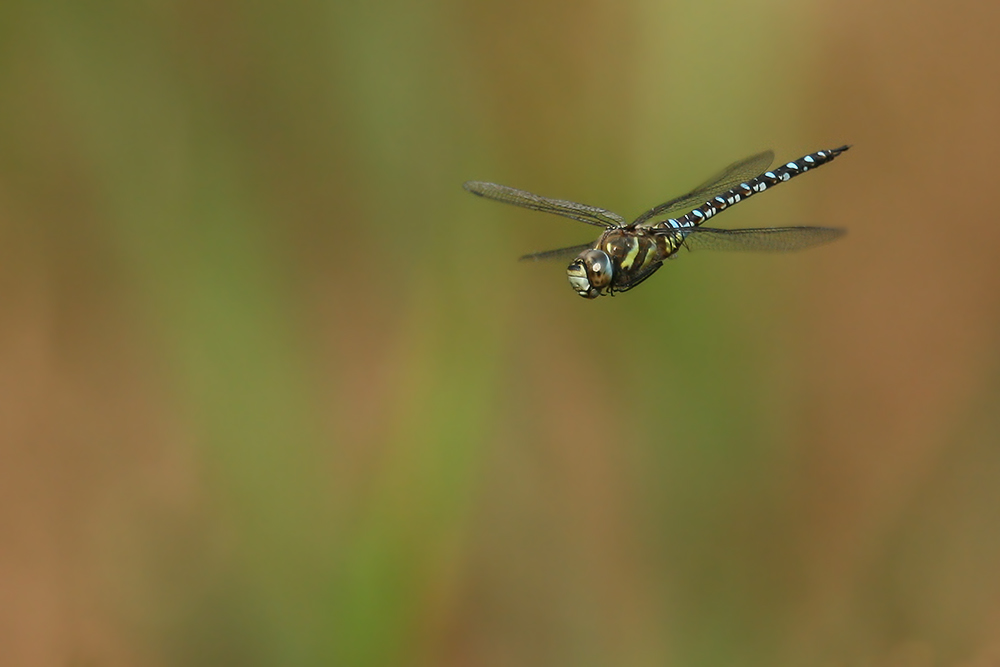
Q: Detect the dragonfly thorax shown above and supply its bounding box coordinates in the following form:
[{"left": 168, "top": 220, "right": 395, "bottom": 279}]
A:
[
  {"left": 567, "top": 249, "right": 613, "bottom": 299},
  {"left": 566, "top": 229, "right": 668, "bottom": 298}
]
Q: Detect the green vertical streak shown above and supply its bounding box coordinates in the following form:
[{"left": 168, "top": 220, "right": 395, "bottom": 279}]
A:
[
  {"left": 32, "top": 0, "right": 493, "bottom": 661},
  {"left": 334, "top": 313, "right": 496, "bottom": 666},
  {"left": 321, "top": 3, "right": 500, "bottom": 663},
  {"left": 35, "top": 3, "right": 341, "bottom": 663}
]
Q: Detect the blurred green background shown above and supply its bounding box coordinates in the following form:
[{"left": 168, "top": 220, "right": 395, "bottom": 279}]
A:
[{"left": 2, "top": 0, "right": 1000, "bottom": 665}]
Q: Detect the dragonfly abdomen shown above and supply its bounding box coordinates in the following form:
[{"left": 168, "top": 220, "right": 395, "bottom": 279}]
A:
[{"left": 658, "top": 145, "right": 850, "bottom": 230}]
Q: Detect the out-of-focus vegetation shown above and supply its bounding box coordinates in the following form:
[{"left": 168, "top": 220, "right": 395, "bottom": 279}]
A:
[{"left": 2, "top": 1, "right": 999, "bottom": 665}]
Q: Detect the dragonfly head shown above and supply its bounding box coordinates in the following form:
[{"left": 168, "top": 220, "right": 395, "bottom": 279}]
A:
[{"left": 567, "top": 249, "right": 613, "bottom": 299}]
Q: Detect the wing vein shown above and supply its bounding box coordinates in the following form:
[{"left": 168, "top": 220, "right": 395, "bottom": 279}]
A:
[{"left": 464, "top": 181, "right": 625, "bottom": 228}]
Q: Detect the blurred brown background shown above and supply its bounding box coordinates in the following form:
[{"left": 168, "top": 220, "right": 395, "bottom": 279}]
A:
[{"left": 2, "top": 0, "right": 1000, "bottom": 665}]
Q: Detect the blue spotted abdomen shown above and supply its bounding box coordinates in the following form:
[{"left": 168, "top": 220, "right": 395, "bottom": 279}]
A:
[{"left": 657, "top": 145, "right": 850, "bottom": 230}]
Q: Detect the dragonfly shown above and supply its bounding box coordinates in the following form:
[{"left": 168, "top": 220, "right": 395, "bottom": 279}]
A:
[{"left": 464, "top": 145, "right": 850, "bottom": 298}]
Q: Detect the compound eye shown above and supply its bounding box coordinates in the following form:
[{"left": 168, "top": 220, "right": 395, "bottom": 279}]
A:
[{"left": 580, "top": 249, "right": 613, "bottom": 288}]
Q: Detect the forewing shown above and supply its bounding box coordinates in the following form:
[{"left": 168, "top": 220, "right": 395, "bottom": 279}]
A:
[
  {"left": 464, "top": 181, "right": 625, "bottom": 228},
  {"left": 519, "top": 243, "right": 594, "bottom": 263},
  {"left": 676, "top": 226, "right": 846, "bottom": 252},
  {"left": 631, "top": 150, "right": 775, "bottom": 226}
]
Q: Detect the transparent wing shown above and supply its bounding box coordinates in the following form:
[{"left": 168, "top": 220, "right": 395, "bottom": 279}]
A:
[
  {"left": 518, "top": 243, "right": 593, "bottom": 263},
  {"left": 631, "top": 150, "right": 775, "bottom": 226},
  {"left": 674, "top": 226, "right": 846, "bottom": 252},
  {"left": 464, "top": 181, "right": 625, "bottom": 228}
]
